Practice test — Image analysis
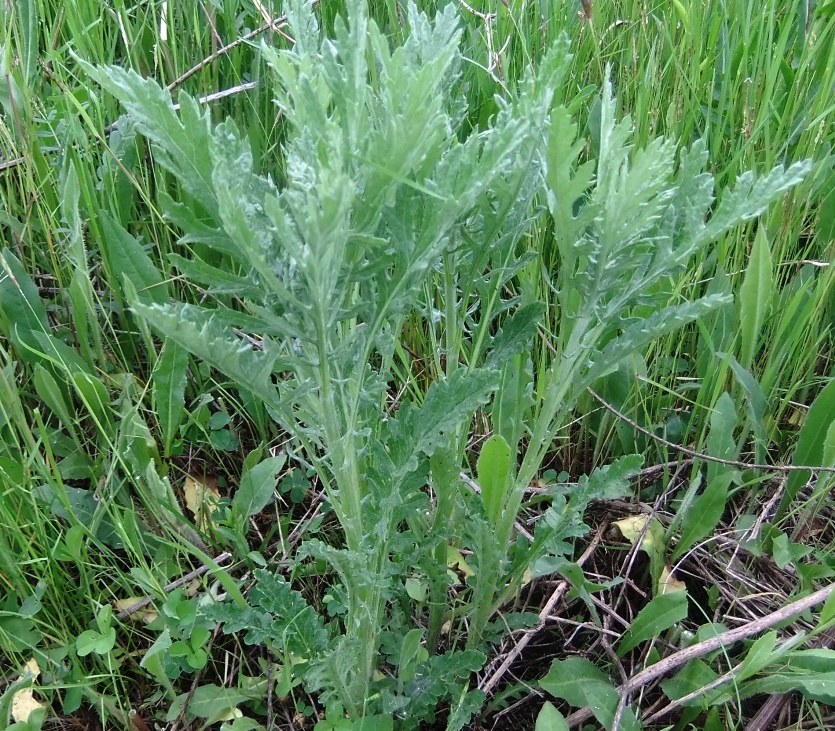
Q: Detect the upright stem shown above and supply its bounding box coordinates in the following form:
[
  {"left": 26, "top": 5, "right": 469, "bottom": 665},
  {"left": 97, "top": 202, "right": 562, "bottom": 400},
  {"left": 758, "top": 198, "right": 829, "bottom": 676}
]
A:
[
  {"left": 427, "top": 449, "right": 459, "bottom": 652},
  {"left": 443, "top": 251, "right": 459, "bottom": 380},
  {"left": 426, "top": 254, "right": 463, "bottom": 651},
  {"left": 465, "top": 318, "right": 594, "bottom": 647},
  {"left": 315, "top": 312, "right": 363, "bottom": 554},
  {"left": 314, "top": 299, "right": 390, "bottom": 713},
  {"left": 497, "top": 324, "right": 588, "bottom": 551}
]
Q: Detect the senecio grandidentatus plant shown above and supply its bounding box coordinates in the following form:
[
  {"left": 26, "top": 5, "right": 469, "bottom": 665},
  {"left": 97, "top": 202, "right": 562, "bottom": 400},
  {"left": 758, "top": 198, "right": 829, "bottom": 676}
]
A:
[{"left": 85, "top": 0, "right": 809, "bottom": 725}]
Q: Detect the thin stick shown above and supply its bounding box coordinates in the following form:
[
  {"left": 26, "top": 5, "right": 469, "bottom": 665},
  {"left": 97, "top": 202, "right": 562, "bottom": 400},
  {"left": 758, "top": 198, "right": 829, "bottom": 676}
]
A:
[
  {"left": 166, "top": 0, "right": 319, "bottom": 91},
  {"left": 116, "top": 552, "right": 233, "bottom": 619},
  {"left": 167, "top": 19, "right": 282, "bottom": 91},
  {"left": 587, "top": 387, "right": 835, "bottom": 473},
  {"left": 480, "top": 527, "right": 604, "bottom": 695},
  {"left": 563, "top": 582, "right": 835, "bottom": 728},
  {"left": 0, "top": 156, "right": 26, "bottom": 173},
  {"left": 173, "top": 20, "right": 273, "bottom": 81},
  {"left": 643, "top": 662, "right": 742, "bottom": 724}
]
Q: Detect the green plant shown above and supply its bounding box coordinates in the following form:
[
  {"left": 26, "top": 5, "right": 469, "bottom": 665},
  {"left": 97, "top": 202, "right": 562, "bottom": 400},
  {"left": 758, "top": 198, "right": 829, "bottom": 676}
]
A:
[
  {"left": 83, "top": 2, "right": 558, "bottom": 720},
  {"left": 74, "top": 0, "right": 811, "bottom": 725},
  {"left": 75, "top": 604, "right": 117, "bottom": 658}
]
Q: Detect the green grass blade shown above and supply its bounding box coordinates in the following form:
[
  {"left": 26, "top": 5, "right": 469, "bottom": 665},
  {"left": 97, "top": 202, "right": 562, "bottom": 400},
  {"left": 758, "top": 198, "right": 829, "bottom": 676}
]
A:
[
  {"left": 778, "top": 378, "right": 835, "bottom": 517},
  {"left": 15, "top": 0, "right": 38, "bottom": 83}
]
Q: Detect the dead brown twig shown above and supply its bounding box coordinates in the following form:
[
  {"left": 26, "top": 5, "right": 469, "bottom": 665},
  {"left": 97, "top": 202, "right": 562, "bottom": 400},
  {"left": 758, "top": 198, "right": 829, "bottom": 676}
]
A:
[
  {"left": 480, "top": 527, "right": 605, "bottom": 695},
  {"left": 563, "top": 582, "right": 835, "bottom": 728},
  {"left": 115, "top": 552, "right": 233, "bottom": 620},
  {"left": 587, "top": 386, "right": 835, "bottom": 474}
]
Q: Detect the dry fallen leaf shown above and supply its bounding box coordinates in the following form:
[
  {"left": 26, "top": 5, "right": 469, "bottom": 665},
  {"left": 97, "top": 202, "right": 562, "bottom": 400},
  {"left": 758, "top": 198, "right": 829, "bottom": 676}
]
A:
[
  {"left": 614, "top": 514, "right": 687, "bottom": 596},
  {"left": 183, "top": 474, "right": 221, "bottom": 529},
  {"left": 658, "top": 564, "right": 687, "bottom": 595},
  {"left": 11, "top": 659, "right": 46, "bottom": 724},
  {"left": 612, "top": 514, "right": 663, "bottom": 553},
  {"left": 113, "top": 597, "right": 159, "bottom": 624}
]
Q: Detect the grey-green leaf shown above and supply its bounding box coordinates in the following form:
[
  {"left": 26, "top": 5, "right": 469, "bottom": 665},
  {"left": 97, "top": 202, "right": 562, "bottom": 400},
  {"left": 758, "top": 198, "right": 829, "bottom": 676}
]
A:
[
  {"left": 586, "top": 294, "right": 732, "bottom": 385},
  {"left": 80, "top": 60, "right": 217, "bottom": 213},
  {"left": 132, "top": 301, "right": 290, "bottom": 418},
  {"left": 386, "top": 368, "right": 499, "bottom": 478},
  {"left": 490, "top": 353, "right": 534, "bottom": 453},
  {"left": 701, "top": 161, "right": 812, "bottom": 245}
]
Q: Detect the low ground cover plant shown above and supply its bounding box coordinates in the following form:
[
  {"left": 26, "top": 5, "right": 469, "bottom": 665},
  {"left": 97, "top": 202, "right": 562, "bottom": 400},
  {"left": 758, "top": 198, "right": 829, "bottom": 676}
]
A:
[{"left": 1, "top": 1, "right": 834, "bottom": 729}]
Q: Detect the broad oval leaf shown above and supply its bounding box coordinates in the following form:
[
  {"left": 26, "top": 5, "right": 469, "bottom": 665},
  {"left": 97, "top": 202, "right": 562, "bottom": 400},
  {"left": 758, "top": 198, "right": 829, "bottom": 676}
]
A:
[
  {"left": 535, "top": 701, "right": 569, "bottom": 731},
  {"left": 233, "top": 455, "right": 286, "bottom": 518},
  {"left": 477, "top": 434, "right": 512, "bottom": 526},
  {"left": 540, "top": 657, "right": 611, "bottom": 706}
]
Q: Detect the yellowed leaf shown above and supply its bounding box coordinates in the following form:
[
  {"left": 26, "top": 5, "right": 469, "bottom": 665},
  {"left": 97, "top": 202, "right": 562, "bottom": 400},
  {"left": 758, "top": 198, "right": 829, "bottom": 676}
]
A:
[
  {"left": 183, "top": 474, "right": 221, "bottom": 529},
  {"left": 12, "top": 659, "right": 45, "bottom": 723},
  {"left": 22, "top": 658, "right": 40, "bottom": 677},
  {"left": 614, "top": 514, "right": 679, "bottom": 598},
  {"left": 612, "top": 514, "right": 649, "bottom": 543},
  {"left": 613, "top": 514, "right": 660, "bottom": 549},
  {"left": 446, "top": 546, "right": 475, "bottom": 583},
  {"left": 113, "top": 597, "right": 159, "bottom": 624},
  {"left": 785, "top": 406, "right": 806, "bottom": 427},
  {"left": 12, "top": 688, "right": 44, "bottom": 724},
  {"left": 614, "top": 514, "right": 666, "bottom": 556},
  {"left": 658, "top": 564, "right": 687, "bottom": 595}
]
